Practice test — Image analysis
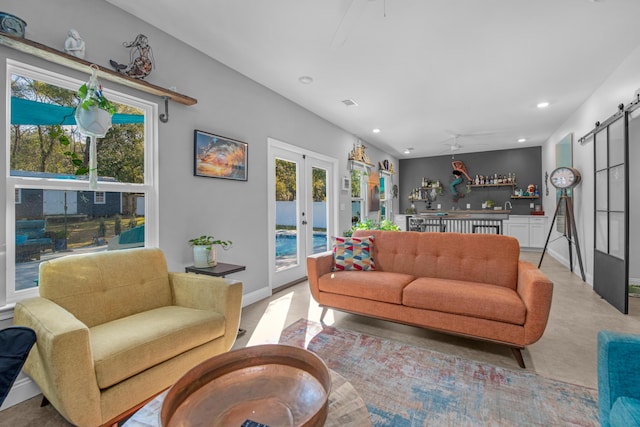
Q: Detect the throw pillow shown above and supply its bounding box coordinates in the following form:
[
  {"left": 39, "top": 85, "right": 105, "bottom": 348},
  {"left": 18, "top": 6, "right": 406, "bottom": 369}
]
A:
[{"left": 333, "top": 235, "right": 375, "bottom": 271}]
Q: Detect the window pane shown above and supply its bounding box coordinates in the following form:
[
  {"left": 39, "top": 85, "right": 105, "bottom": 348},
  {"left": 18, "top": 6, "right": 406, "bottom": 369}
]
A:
[
  {"left": 596, "top": 211, "right": 607, "bottom": 252},
  {"left": 595, "top": 170, "right": 608, "bottom": 211},
  {"left": 609, "top": 165, "right": 625, "bottom": 212},
  {"left": 595, "top": 129, "right": 607, "bottom": 171},
  {"left": 608, "top": 118, "right": 625, "bottom": 167},
  {"left": 15, "top": 189, "right": 145, "bottom": 291},
  {"left": 275, "top": 158, "right": 298, "bottom": 271},
  {"left": 609, "top": 212, "right": 625, "bottom": 259},
  {"left": 351, "top": 169, "right": 361, "bottom": 198},
  {"left": 10, "top": 74, "right": 145, "bottom": 184},
  {"left": 311, "top": 167, "right": 328, "bottom": 254}
]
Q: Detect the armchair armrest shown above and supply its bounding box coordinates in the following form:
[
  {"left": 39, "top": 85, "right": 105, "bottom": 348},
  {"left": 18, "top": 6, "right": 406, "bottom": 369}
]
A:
[
  {"left": 13, "top": 297, "right": 101, "bottom": 426},
  {"left": 306, "top": 251, "right": 334, "bottom": 302},
  {"left": 516, "top": 260, "right": 553, "bottom": 345},
  {"left": 169, "top": 272, "right": 243, "bottom": 350},
  {"left": 598, "top": 330, "right": 640, "bottom": 427}
]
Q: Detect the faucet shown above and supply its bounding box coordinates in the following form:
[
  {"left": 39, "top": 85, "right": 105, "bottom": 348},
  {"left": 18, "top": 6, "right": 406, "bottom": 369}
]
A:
[{"left": 504, "top": 201, "right": 512, "bottom": 211}]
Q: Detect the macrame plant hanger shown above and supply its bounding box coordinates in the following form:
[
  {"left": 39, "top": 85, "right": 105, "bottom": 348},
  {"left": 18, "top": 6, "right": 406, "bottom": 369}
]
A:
[{"left": 74, "top": 64, "right": 113, "bottom": 190}]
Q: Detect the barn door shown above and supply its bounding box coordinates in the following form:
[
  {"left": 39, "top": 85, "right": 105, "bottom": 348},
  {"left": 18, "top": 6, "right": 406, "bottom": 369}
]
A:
[{"left": 593, "top": 113, "right": 629, "bottom": 314}]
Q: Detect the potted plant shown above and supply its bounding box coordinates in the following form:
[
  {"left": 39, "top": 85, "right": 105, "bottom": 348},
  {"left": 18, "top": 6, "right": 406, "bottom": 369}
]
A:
[
  {"left": 188, "top": 235, "right": 232, "bottom": 268},
  {"left": 51, "top": 230, "right": 69, "bottom": 251}
]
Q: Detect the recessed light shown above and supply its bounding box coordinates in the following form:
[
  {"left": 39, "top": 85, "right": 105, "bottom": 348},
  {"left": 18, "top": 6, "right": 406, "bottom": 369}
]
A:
[
  {"left": 518, "top": 138, "right": 526, "bottom": 143},
  {"left": 372, "top": 128, "right": 381, "bottom": 134},
  {"left": 537, "top": 101, "right": 550, "bottom": 109},
  {"left": 404, "top": 147, "right": 413, "bottom": 154},
  {"left": 298, "top": 76, "right": 314, "bottom": 84}
]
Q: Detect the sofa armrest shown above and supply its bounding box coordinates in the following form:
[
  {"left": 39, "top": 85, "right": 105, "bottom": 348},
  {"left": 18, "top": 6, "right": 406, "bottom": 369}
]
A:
[
  {"left": 13, "top": 297, "right": 101, "bottom": 426},
  {"left": 306, "top": 251, "right": 334, "bottom": 302},
  {"left": 169, "top": 272, "right": 243, "bottom": 350},
  {"left": 598, "top": 330, "right": 640, "bottom": 427},
  {"left": 516, "top": 260, "right": 553, "bottom": 345}
]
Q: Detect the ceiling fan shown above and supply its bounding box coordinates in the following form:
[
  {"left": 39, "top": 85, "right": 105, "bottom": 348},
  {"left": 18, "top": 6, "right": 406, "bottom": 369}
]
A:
[{"left": 436, "top": 130, "right": 495, "bottom": 156}]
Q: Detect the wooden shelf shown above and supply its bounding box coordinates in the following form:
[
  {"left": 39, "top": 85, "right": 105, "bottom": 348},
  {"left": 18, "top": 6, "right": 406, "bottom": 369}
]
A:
[
  {"left": 511, "top": 195, "right": 539, "bottom": 199},
  {"left": 469, "top": 183, "right": 516, "bottom": 188},
  {"left": 0, "top": 33, "right": 197, "bottom": 106}
]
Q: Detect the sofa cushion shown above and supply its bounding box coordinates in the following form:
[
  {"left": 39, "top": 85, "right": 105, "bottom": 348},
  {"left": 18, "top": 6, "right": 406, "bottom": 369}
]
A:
[
  {"left": 90, "top": 306, "right": 225, "bottom": 389},
  {"left": 319, "top": 271, "right": 415, "bottom": 304},
  {"left": 402, "top": 277, "right": 526, "bottom": 325},
  {"left": 333, "top": 235, "right": 375, "bottom": 271},
  {"left": 610, "top": 397, "right": 640, "bottom": 427}
]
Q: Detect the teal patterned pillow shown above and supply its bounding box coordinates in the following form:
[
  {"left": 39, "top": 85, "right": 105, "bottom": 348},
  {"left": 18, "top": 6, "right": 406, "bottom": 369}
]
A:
[{"left": 333, "top": 235, "right": 375, "bottom": 271}]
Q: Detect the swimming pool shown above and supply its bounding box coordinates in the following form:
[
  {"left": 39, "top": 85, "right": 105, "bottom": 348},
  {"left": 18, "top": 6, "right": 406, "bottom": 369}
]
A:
[{"left": 276, "top": 232, "right": 328, "bottom": 257}]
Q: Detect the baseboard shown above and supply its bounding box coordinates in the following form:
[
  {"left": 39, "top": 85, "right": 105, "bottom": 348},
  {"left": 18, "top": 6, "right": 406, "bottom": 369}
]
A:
[
  {"left": 0, "top": 375, "right": 41, "bottom": 411},
  {"left": 241, "top": 286, "right": 272, "bottom": 307}
]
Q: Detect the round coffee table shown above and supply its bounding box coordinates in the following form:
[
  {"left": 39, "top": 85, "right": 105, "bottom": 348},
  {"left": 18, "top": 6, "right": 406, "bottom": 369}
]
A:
[{"left": 123, "top": 369, "right": 371, "bottom": 427}]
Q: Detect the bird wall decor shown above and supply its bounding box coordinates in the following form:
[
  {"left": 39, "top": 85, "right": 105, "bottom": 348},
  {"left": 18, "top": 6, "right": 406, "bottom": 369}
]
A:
[{"left": 109, "top": 34, "right": 154, "bottom": 79}]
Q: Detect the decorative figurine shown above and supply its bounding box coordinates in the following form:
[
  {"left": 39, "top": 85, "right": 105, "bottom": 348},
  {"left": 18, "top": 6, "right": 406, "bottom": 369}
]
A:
[
  {"left": 64, "top": 29, "right": 85, "bottom": 59},
  {"left": 348, "top": 141, "right": 371, "bottom": 164},
  {"left": 109, "top": 34, "right": 154, "bottom": 79}
]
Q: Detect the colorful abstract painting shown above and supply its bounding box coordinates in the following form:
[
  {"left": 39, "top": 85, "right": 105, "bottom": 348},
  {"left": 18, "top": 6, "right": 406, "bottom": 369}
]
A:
[{"left": 194, "top": 130, "right": 248, "bottom": 180}]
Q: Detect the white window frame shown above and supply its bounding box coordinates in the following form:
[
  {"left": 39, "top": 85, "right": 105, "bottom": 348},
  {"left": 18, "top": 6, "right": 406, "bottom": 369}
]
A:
[
  {"left": 350, "top": 162, "right": 369, "bottom": 223},
  {"left": 94, "top": 191, "right": 106, "bottom": 204},
  {"left": 4, "top": 60, "right": 159, "bottom": 305},
  {"left": 379, "top": 170, "right": 393, "bottom": 221}
]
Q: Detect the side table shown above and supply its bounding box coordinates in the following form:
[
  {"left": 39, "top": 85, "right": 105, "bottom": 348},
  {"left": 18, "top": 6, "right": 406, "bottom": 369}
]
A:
[{"left": 185, "top": 262, "right": 247, "bottom": 336}]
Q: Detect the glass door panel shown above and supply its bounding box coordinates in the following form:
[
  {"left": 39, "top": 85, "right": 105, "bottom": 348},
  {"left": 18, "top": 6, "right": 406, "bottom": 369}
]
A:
[
  {"left": 275, "top": 157, "right": 300, "bottom": 272},
  {"left": 311, "top": 166, "right": 328, "bottom": 254}
]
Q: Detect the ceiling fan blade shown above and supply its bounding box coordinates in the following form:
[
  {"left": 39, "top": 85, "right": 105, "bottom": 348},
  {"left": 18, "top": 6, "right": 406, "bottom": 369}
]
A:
[{"left": 331, "top": 0, "right": 369, "bottom": 47}]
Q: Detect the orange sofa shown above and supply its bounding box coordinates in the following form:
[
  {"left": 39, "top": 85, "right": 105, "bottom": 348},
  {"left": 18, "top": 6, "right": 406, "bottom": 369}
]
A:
[{"left": 306, "top": 230, "right": 553, "bottom": 368}]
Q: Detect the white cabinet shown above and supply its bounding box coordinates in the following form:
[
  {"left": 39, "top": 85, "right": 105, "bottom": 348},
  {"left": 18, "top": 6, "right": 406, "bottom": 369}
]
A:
[
  {"left": 505, "top": 216, "right": 547, "bottom": 249},
  {"left": 528, "top": 217, "right": 547, "bottom": 248}
]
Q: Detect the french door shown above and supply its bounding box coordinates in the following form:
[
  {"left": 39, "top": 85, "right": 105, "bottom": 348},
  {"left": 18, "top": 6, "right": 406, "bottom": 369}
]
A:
[{"left": 268, "top": 139, "right": 337, "bottom": 290}]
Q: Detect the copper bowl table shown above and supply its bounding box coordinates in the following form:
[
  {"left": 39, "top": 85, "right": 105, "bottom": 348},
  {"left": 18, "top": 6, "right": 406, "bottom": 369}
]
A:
[
  {"left": 123, "top": 345, "right": 370, "bottom": 427},
  {"left": 123, "top": 345, "right": 371, "bottom": 427}
]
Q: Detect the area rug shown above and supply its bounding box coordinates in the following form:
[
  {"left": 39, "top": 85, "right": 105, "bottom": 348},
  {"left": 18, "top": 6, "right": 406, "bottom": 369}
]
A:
[{"left": 278, "top": 319, "right": 599, "bottom": 427}]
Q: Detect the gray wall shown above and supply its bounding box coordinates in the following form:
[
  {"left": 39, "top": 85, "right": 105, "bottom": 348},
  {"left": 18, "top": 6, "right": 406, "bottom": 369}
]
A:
[
  {"left": 399, "top": 147, "right": 542, "bottom": 215},
  {"left": 0, "top": 0, "right": 398, "bottom": 306}
]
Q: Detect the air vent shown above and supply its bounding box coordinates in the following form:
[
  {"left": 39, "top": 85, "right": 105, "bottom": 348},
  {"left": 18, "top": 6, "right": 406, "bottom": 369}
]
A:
[{"left": 341, "top": 98, "right": 359, "bottom": 107}]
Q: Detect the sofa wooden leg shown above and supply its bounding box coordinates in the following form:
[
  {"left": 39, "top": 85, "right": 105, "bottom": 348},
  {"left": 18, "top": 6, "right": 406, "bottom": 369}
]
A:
[
  {"left": 511, "top": 347, "right": 526, "bottom": 368},
  {"left": 40, "top": 395, "right": 49, "bottom": 407},
  {"left": 320, "top": 306, "right": 328, "bottom": 323}
]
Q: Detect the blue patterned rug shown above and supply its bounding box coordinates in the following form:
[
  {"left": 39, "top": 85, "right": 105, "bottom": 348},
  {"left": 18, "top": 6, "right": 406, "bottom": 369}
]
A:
[{"left": 278, "top": 319, "right": 599, "bottom": 427}]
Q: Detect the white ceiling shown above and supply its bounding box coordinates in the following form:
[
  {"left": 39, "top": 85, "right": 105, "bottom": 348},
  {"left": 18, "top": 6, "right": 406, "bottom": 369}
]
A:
[{"left": 106, "top": 0, "right": 640, "bottom": 158}]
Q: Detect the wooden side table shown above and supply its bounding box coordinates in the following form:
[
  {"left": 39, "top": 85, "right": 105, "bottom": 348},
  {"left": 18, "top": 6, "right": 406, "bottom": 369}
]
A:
[
  {"left": 185, "top": 262, "right": 246, "bottom": 277},
  {"left": 185, "top": 262, "right": 247, "bottom": 336}
]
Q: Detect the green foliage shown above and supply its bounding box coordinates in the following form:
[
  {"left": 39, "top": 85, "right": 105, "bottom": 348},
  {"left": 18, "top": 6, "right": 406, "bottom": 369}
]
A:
[
  {"left": 97, "top": 218, "right": 106, "bottom": 237},
  {"left": 10, "top": 76, "right": 144, "bottom": 182},
  {"left": 188, "top": 235, "right": 232, "bottom": 249},
  {"left": 77, "top": 83, "right": 117, "bottom": 115},
  {"left": 275, "top": 159, "right": 327, "bottom": 202},
  {"left": 128, "top": 216, "right": 138, "bottom": 229},
  {"left": 344, "top": 219, "right": 400, "bottom": 236}
]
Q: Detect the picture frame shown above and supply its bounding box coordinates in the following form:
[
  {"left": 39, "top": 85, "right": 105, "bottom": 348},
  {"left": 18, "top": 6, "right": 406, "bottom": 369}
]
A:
[
  {"left": 194, "top": 130, "right": 248, "bottom": 181},
  {"left": 341, "top": 176, "right": 350, "bottom": 191}
]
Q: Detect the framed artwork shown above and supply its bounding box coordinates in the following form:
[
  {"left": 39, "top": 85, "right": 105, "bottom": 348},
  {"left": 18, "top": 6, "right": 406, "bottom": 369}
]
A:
[
  {"left": 194, "top": 130, "right": 248, "bottom": 181},
  {"left": 368, "top": 171, "right": 380, "bottom": 212},
  {"left": 341, "top": 176, "right": 350, "bottom": 191},
  {"left": 555, "top": 133, "right": 573, "bottom": 232}
]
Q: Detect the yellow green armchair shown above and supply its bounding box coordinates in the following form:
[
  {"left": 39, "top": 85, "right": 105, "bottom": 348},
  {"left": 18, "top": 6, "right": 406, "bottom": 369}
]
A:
[{"left": 13, "top": 248, "right": 242, "bottom": 427}]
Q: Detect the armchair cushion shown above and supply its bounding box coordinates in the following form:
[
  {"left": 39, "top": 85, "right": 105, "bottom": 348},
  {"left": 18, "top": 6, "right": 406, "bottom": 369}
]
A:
[
  {"left": 598, "top": 330, "right": 640, "bottom": 427},
  {"left": 610, "top": 397, "right": 640, "bottom": 427},
  {"left": 91, "top": 306, "right": 225, "bottom": 389}
]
